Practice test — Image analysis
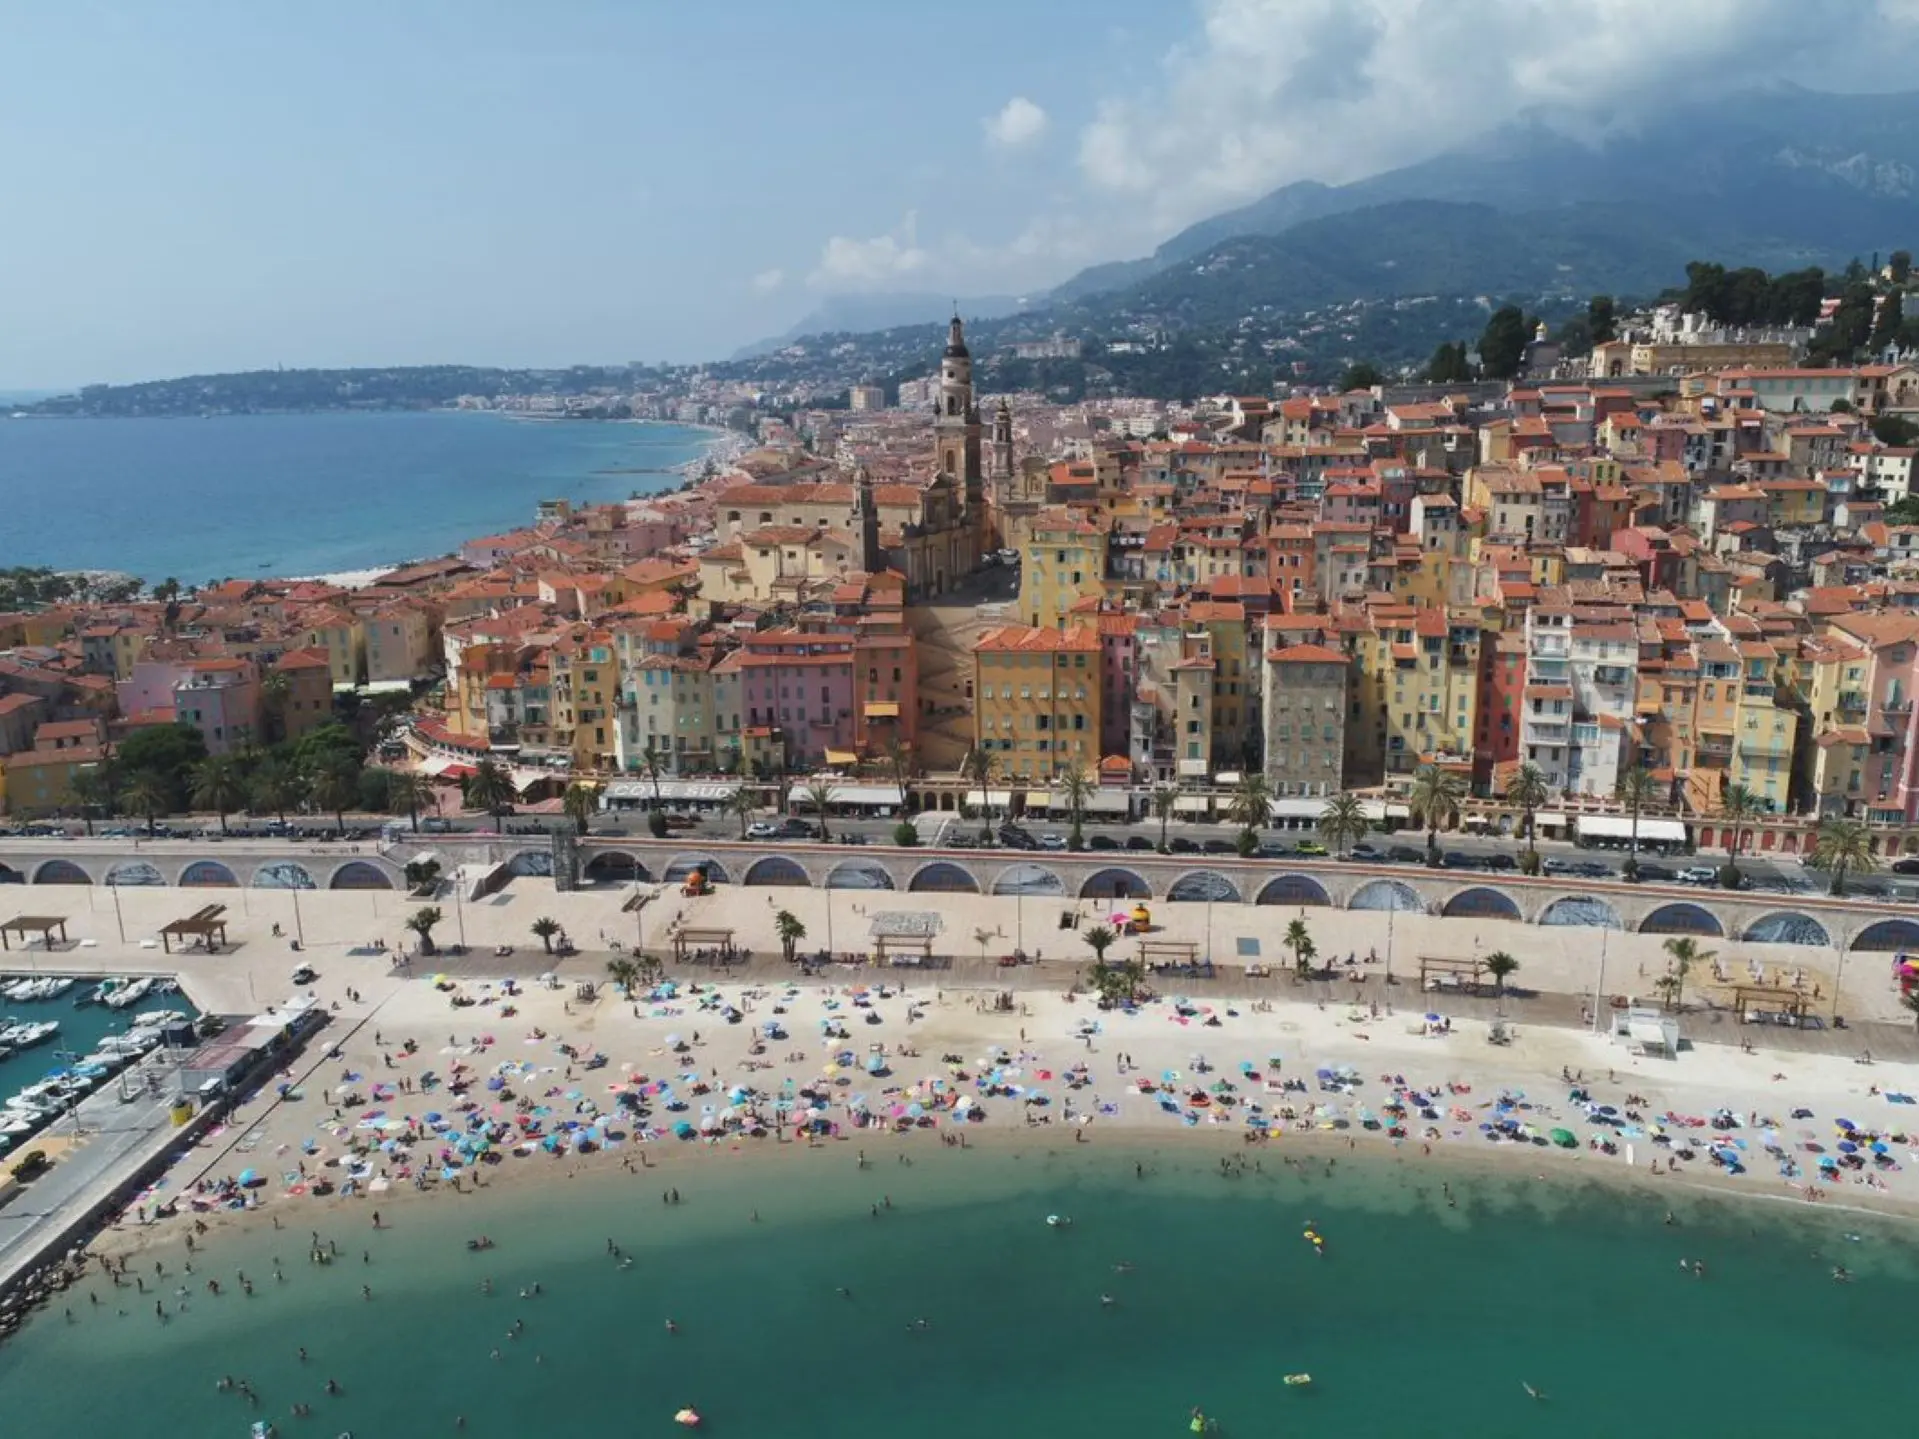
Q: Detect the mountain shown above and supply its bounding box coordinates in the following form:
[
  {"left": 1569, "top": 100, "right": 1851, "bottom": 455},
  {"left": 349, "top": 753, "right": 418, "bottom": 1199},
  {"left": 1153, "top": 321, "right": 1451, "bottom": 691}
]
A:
[
  {"left": 1048, "top": 85, "right": 1919, "bottom": 304},
  {"left": 731, "top": 292, "right": 1028, "bottom": 360}
]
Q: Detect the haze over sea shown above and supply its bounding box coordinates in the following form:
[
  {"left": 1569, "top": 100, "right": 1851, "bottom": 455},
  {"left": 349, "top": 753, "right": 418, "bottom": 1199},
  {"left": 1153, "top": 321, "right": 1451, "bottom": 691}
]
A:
[
  {"left": 1, "top": 1144, "right": 1913, "bottom": 1437},
  {"left": 0, "top": 411, "right": 717, "bottom": 583}
]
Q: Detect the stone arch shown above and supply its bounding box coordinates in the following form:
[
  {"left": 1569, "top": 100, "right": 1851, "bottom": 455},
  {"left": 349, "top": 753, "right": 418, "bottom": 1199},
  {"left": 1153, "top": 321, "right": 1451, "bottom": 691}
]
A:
[
  {"left": 253, "top": 861, "right": 317, "bottom": 891},
  {"left": 1256, "top": 873, "right": 1332, "bottom": 907},
  {"left": 1079, "top": 867, "right": 1154, "bottom": 901},
  {"left": 1349, "top": 878, "right": 1422, "bottom": 913},
  {"left": 742, "top": 855, "right": 810, "bottom": 887},
  {"left": 1639, "top": 902, "right": 1724, "bottom": 938},
  {"left": 1166, "top": 870, "right": 1240, "bottom": 904},
  {"left": 662, "top": 854, "right": 730, "bottom": 885},
  {"left": 825, "top": 860, "right": 895, "bottom": 891},
  {"left": 0, "top": 862, "right": 23, "bottom": 885},
  {"left": 1851, "top": 918, "right": 1919, "bottom": 952},
  {"left": 32, "top": 858, "right": 91, "bottom": 885},
  {"left": 582, "top": 851, "right": 650, "bottom": 884},
  {"left": 907, "top": 861, "right": 980, "bottom": 894},
  {"left": 991, "top": 863, "right": 1065, "bottom": 897},
  {"left": 1441, "top": 886, "right": 1520, "bottom": 920},
  {"left": 179, "top": 860, "right": 239, "bottom": 888},
  {"left": 1741, "top": 911, "right": 1829, "bottom": 946},
  {"left": 104, "top": 860, "right": 165, "bottom": 887},
  {"left": 1538, "top": 894, "right": 1622, "bottom": 930},
  {"left": 329, "top": 861, "right": 394, "bottom": 890}
]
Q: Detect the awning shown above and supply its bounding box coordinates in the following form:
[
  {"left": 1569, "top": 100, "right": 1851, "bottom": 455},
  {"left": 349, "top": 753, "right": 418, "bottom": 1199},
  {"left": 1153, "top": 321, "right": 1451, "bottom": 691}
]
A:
[
  {"left": 1536, "top": 811, "right": 1570, "bottom": 830},
  {"left": 815, "top": 783, "right": 905, "bottom": 807},
  {"left": 966, "top": 789, "right": 1013, "bottom": 808},
  {"left": 864, "top": 701, "right": 900, "bottom": 718},
  {"left": 1576, "top": 814, "right": 1687, "bottom": 843},
  {"left": 441, "top": 763, "right": 477, "bottom": 782},
  {"left": 1359, "top": 800, "right": 1411, "bottom": 821},
  {"left": 823, "top": 749, "right": 859, "bottom": 766},
  {"left": 1079, "top": 790, "right": 1129, "bottom": 815},
  {"left": 1177, "top": 759, "right": 1209, "bottom": 778},
  {"left": 1268, "top": 797, "right": 1323, "bottom": 819},
  {"left": 1214, "top": 770, "right": 1244, "bottom": 787},
  {"left": 1629, "top": 1019, "right": 1670, "bottom": 1050},
  {"left": 601, "top": 779, "right": 742, "bottom": 804},
  {"left": 513, "top": 770, "right": 563, "bottom": 794},
  {"left": 1025, "top": 790, "right": 1053, "bottom": 808},
  {"left": 1173, "top": 796, "right": 1212, "bottom": 814}
]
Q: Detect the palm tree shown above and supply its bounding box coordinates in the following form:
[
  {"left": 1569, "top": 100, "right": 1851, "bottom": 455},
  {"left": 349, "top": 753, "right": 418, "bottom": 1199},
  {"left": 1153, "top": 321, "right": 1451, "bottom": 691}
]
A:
[
  {"left": 775, "top": 909, "right": 806, "bottom": 964},
  {"left": 1616, "top": 765, "right": 1662, "bottom": 882},
  {"left": 189, "top": 755, "right": 248, "bottom": 835},
  {"left": 1657, "top": 936, "right": 1713, "bottom": 1014},
  {"left": 724, "top": 786, "right": 760, "bottom": 839},
  {"left": 1226, "top": 771, "right": 1271, "bottom": 855},
  {"left": 70, "top": 765, "right": 114, "bottom": 837},
  {"left": 1082, "top": 923, "right": 1117, "bottom": 967},
  {"left": 464, "top": 756, "right": 514, "bottom": 830},
  {"left": 640, "top": 739, "right": 667, "bottom": 837},
  {"left": 386, "top": 770, "right": 435, "bottom": 833},
  {"left": 1151, "top": 784, "right": 1178, "bottom": 853},
  {"left": 884, "top": 736, "right": 913, "bottom": 812},
  {"left": 1318, "top": 791, "right": 1369, "bottom": 858},
  {"left": 250, "top": 757, "right": 305, "bottom": 825},
  {"left": 308, "top": 754, "right": 362, "bottom": 835},
  {"left": 1284, "top": 917, "right": 1315, "bottom": 979},
  {"left": 531, "top": 916, "right": 562, "bottom": 954},
  {"left": 606, "top": 956, "right": 640, "bottom": 993},
  {"left": 562, "top": 782, "right": 596, "bottom": 837},
  {"left": 1058, "top": 761, "right": 1095, "bottom": 851},
  {"left": 1407, "top": 763, "right": 1466, "bottom": 866},
  {"left": 258, "top": 668, "right": 291, "bottom": 745},
  {"left": 963, "top": 743, "right": 998, "bottom": 844},
  {"left": 1504, "top": 762, "right": 1549, "bottom": 873},
  {"left": 404, "top": 906, "right": 444, "bottom": 957},
  {"left": 804, "top": 775, "right": 840, "bottom": 841},
  {"left": 1808, "top": 818, "right": 1878, "bottom": 897},
  {"left": 1715, "top": 782, "right": 1765, "bottom": 888},
  {"left": 120, "top": 771, "right": 169, "bottom": 838},
  {"left": 1483, "top": 951, "right": 1519, "bottom": 998}
]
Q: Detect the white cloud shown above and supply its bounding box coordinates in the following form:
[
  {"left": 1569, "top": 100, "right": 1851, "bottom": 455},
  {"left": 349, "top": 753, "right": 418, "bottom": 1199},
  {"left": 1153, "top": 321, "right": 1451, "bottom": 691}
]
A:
[
  {"left": 807, "top": 212, "right": 930, "bottom": 290},
  {"left": 750, "top": 268, "right": 785, "bottom": 294},
  {"left": 1077, "top": 0, "right": 1919, "bottom": 233},
  {"left": 984, "top": 96, "right": 1049, "bottom": 149}
]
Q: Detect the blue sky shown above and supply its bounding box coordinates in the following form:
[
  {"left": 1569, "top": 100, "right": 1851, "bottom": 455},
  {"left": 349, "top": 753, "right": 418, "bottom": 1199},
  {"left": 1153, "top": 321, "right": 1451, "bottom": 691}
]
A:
[{"left": 4, "top": 0, "right": 1917, "bottom": 387}]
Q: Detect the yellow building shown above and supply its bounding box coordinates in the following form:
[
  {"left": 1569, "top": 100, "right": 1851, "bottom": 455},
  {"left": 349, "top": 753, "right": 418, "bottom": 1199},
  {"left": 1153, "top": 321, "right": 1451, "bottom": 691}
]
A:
[
  {"left": 1728, "top": 652, "right": 1797, "bottom": 812},
  {"left": 1348, "top": 603, "right": 1480, "bottom": 784},
  {"left": 1185, "top": 602, "right": 1250, "bottom": 764},
  {"left": 971, "top": 624, "right": 1102, "bottom": 782},
  {"left": 549, "top": 629, "right": 618, "bottom": 771},
  {"left": 1019, "top": 509, "right": 1108, "bottom": 630},
  {"left": 362, "top": 600, "right": 440, "bottom": 684},
  {"left": 300, "top": 608, "right": 367, "bottom": 688},
  {"left": 0, "top": 746, "right": 98, "bottom": 817}
]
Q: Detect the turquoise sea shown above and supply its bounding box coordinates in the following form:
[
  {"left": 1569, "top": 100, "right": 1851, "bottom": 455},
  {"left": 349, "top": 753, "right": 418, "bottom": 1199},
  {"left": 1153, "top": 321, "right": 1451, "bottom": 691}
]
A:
[
  {"left": 0, "top": 411, "right": 717, "bottom": 582},
  {"left": 0, "top": 978, "right": 199, "bottom": 1098},
  {"left": 0, "top": 1139, "right": 1912, "bottom": 1437}
]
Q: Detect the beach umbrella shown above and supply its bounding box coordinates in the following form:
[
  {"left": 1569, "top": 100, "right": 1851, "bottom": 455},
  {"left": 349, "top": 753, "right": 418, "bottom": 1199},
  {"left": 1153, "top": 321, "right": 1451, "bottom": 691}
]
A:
[
  {"left": 1549, "top": 1128, "right": 1577, "bottom": 1148},
  {"left": 1838, "top": 1140, "right": 1859, "bottom": 1154},
  {"left": 1837, "top": 1117, "right": 1858, "bottom": 1132}
]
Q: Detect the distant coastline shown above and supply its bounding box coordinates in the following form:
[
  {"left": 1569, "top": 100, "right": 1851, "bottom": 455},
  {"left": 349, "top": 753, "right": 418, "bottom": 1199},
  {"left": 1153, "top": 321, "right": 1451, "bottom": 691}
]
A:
[{"left": 0, "top": 410, "right": 727, "bottom": 585}]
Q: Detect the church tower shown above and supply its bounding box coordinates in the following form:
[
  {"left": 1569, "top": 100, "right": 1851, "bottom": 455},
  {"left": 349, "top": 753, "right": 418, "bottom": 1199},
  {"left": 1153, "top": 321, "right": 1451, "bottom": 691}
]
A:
[
  {"left": 935, "top": 313, "right": 983, "bottom": 506},
  {"left": 853, "top": 463, "right": 882, "bottom": 574},
  {"left": 990, "top": 396, "right": 1014, "bottom": 482}
]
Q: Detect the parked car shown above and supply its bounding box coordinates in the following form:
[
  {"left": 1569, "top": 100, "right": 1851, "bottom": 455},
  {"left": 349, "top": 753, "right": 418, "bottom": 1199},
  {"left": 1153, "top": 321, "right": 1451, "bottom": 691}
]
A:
[
  {"left": 1484, "top": 854, "right": 1516, "bottom": 872},
  {"left": 1386, "top": 845, "right": 1425, "bottom": 865},
  {"left": 291, "top": 964, "right": 317, "bottom": 986},
  {"left": 746, "top": 821, "right": 781, "bottom": 840},
  {"left": 1167, "top": 837, "right": 1199, "bottom": 854},
  {"left": 1677, "top": 866, "right": 1718, "bottom": 885},
  {"left": 1893, "top": 858, "right": 1919, "bottom": 876},
  {"left": 1124, "top": 836, "right": 1155, "bottom": 852},
  {"left": 1039, "top": 833, "right": 1068, "bottom": 851},
  {"left": 1087, "top": 834, "right": 1119, "bottom": 851},
  {"left": 662, "top": 813, "right": 701, "bottom": 831},
  {"left": 1634, "top": 863, "right": 1674, "bottom": 882},
  {"left": 1348, "top": 842, "right": 1382, "bottom": 860},
  {"left": 1201, "top": 838, "right": 1236, "bottom": 855},
  {"left": 1439, "top": 851, "right": 1480, "bottom": 870},
  {"left": 421, "top": 817, "right": 454, "bottom": 834},
  {"left": 1257, "top": 843, "right": 1293, "bottom": 859},
  {"left": 1293, "top": 839, "right": 1328, "bottom": 856}
]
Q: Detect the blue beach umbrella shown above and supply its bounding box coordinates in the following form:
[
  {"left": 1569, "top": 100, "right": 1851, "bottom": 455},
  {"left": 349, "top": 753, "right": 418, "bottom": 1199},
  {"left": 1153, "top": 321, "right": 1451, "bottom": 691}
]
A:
[
  {"left": 1837, "top": 1118, "right": 1859, "bottom": 1132},
  {"left": 1838, "top": 1140, "right": 1859, "bottom": 1154}
]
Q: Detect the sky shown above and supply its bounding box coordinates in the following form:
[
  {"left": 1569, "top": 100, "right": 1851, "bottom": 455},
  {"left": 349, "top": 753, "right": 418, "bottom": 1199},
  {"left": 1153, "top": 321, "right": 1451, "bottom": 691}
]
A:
[{"left": 6, "top": 0, "right": 1919, "bottom": 388}]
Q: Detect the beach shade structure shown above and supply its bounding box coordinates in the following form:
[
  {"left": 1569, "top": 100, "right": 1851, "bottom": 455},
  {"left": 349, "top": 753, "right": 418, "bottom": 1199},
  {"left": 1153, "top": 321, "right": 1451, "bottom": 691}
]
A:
[
  {"left": 1837, "top": 1118, "right": 1859, "bottom": 1132},
  {"left": 1549, "top": 1128, "right": 1577, "bottom": 1148},
  {"left": 672, "top": 1121, "right": 695, "bottom": 1139},
  {"left": 1838, "top": 1140, "right": 1859, "bottom": 1154}
]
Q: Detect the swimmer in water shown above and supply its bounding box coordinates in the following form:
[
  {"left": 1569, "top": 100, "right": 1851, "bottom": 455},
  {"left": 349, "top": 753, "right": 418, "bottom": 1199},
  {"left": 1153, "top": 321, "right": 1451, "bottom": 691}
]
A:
[
  {"left": 1523, "top": 1382, "right": 1546, "bottom": 1401},
  {"left": 665, "top": 1319, "right": 679, "bottom": 1335},
  {"left": 1112, "top": 1261, "right": 1135, "bottom": 1274},
  {"left": 1099, "top": 1293, "right": 1116, "bottom": 1307}
]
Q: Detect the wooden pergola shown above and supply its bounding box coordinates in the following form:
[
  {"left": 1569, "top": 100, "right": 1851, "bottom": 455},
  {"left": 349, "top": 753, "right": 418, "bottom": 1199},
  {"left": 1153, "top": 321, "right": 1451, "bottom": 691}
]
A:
[
  {"left": 1727, "top": 984, "right": 1813, "bottom": 1025},
  {"left": 160, "top": 903, "right": 230, "bottom": 954},
  {"left": 0, "top": 914, "right": 68, "bottom": 951},
  {"left": 1419, "top": 955, "right": 1485, "bottom": 993},
  {"left": 672, "top": 927, "right": 737, "bottom": 964},
  {"left": 874, "top": 933, "right": 933, "bottom": 966},
  {"left": 1138, "top": 939, "right": 1198, "bottom": 967}
]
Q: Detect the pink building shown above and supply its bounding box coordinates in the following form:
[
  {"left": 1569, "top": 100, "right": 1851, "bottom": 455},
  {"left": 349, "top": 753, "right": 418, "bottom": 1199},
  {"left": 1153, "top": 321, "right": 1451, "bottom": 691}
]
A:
[
  {"left": 118, "top": 658, "right": 261, "bottom": 755},
  {"left": 1097, "top": 612, "right": 1138, "bottom": 761},
  {"left": 735, "top": 628, "right": 856, "bottom": 766}
]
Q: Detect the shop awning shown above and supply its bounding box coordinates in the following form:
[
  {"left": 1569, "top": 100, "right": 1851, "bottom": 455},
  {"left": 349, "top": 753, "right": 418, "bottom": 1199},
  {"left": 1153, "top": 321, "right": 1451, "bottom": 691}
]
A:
[
  {"left": 602, "top": 779, "right": 742, "bottom": 804},
  {"left": 1576, "top": 814, "right": 1687, "bottom": 843},
  {"left": 819, "top": 783, "right": 906, "bottom": 807},
  {"left": 1536, "top": 811, "right": 1570, "bottom": 831},
  {"left": 1025, "top": 790, "right": 1053, "bottom": 808},
  {"left": 1078, "top": 790, "right": 1129, "bottom": 815},
  {"left": 864, "top": 701, "right": 900, "bottom": 718},
  {"left": 1269, "top": 797, "right": 1324, "bottom": 819},
  {"left": 441, "top": 763, "right": 477, "bottom": 782},
  {"left": 1173, "top": 795, "right": 1212, "bottom": 814},
  {"left": 1359, "top": 800, "right": 1411, "bottom": 821},
  {"left": 965, "top": 789, "right": 1012, "bottom": 808},
  {"left": 823, "top": 749, "right": 859, "bottom": 766}
]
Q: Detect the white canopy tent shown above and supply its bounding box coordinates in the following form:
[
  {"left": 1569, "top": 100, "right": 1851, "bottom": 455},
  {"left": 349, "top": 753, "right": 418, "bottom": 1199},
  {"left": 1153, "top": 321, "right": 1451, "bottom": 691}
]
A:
[{"left": 1576, "top": 814, "right": 1688, "bottom": 844}]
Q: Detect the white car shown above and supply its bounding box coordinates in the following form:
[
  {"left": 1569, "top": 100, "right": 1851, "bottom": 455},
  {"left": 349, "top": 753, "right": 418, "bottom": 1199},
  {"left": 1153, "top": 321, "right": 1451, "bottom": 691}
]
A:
[
  {"left": 1039, "top": 833, "right": 1068, "bottom": 851},
  {"left": 1677, "top": 866, "right": 1718, "bottom": 885},
  {"left": 746, "top": 821, "right": 780, "bottom": 840}
]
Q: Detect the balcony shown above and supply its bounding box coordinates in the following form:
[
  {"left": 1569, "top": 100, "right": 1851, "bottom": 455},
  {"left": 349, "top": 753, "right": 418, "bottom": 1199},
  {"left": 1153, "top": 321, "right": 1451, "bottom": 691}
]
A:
[{"left": 1879, "top": 697, "right": 1914, "bottom": 717}]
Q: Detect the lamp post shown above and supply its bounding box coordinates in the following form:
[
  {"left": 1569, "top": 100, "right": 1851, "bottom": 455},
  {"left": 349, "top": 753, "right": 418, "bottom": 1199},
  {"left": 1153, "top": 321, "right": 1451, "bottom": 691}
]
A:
[
  {"left": 109, "top": 879, "right": 126, "bottom": 946},
  {"left": 1832, "top": 935, "right": 1847, "bottom": 1026},
  {"left": 290, "top": 881, "right": 306, "bottom": 947},
  {"left": 1591, "top": 926, "right": 1609, "bottom": 1034}
]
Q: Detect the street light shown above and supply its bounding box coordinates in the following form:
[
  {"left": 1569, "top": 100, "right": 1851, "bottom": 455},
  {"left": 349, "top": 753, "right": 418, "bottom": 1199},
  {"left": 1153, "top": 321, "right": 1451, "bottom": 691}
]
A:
[
  {"left": 109, "top": 878, "right": 126, "bottom": 945},
  {"left": 1591, "top": 926, "right": 1610, "bottom": 1033},
  {"left": 290, "top": 882, "right": 306, "bottom": 947}
]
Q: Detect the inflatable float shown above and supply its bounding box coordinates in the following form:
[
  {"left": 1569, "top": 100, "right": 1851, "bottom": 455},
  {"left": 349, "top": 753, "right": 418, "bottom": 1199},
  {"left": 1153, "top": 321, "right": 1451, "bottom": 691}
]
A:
[
  {"left": 1284, "top": 1373, "right": 1312, "bottom": 1387},
  {"left": 1046, "top": 1214, "right": 1072, "bottom": 1227},
  {"left": 674, "top": 1409, "right": 702, "bottom": 1428}
]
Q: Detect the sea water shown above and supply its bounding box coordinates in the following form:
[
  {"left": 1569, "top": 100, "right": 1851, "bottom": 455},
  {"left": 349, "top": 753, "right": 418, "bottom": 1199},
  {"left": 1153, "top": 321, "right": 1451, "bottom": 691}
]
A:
[
  {"left": 0, "top": 1141, "right": 1911, "bottom": 1436},
  {"left": 0, "top": 411, "right": 717, "bottom": 581},
  {"left": 0, "top": 981, "right": 198, "bottom": 1099}
]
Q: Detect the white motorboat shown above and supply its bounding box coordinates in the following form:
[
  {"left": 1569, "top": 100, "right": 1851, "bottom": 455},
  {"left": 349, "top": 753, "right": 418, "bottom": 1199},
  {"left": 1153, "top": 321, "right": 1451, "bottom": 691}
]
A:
[
  {"left": 37, "top": 977, "right": 74, "bottom": 1000},
  {"left": 8, "top": 1020, "right": 58, "bottom": 1047},
  {"left": 106, "top": 977, "right": 153, "bottom": 1010}
]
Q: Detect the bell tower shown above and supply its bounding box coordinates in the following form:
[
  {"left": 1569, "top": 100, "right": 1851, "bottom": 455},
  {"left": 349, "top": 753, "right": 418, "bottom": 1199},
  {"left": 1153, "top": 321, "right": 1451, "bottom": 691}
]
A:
[
  {"left": 935, "top": 312, "right": 982, "bottom": 497},
  {"left": 990, "top": 397, "right": 1014, "bottom": 481}
]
